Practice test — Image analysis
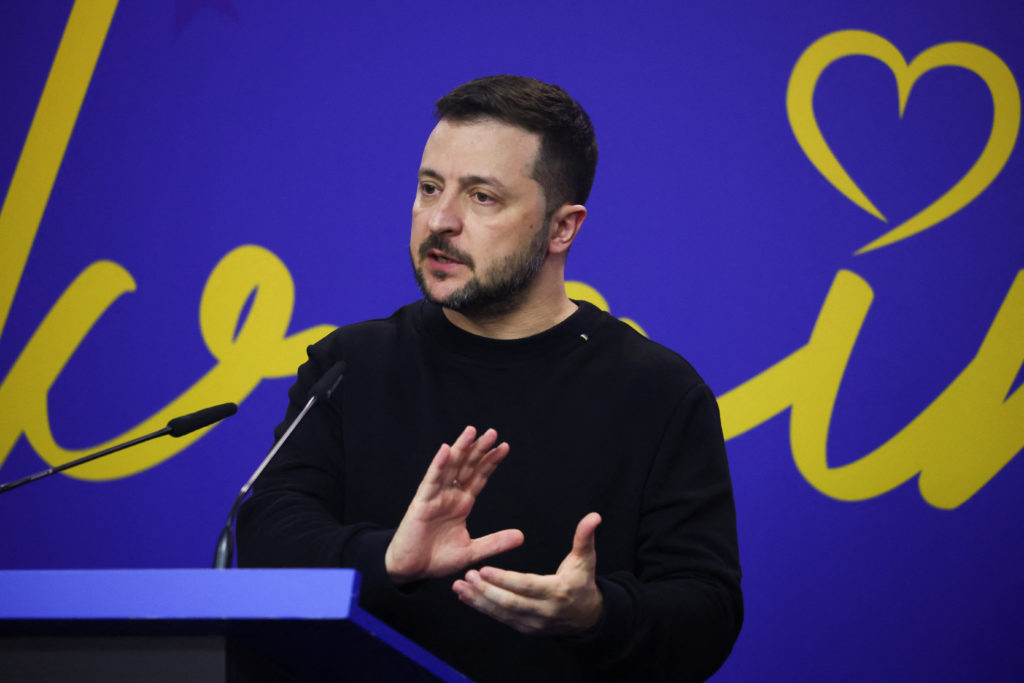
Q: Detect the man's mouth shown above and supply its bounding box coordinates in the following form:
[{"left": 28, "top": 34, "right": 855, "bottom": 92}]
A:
[
  {"left": 418, "top": 235, "right": 474, "bottom": 270},
  {"left": 428, "top": 249, "right": 464, "bottom": 266}
]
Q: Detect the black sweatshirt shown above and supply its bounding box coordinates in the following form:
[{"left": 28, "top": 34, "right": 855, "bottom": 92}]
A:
[{"left": 237, "top": 299, "right": 742, "bottom": 682}]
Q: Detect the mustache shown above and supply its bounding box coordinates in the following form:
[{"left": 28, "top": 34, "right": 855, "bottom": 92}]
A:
[{"left": 418, "top": 233, "right": 475, "bottom": 269}]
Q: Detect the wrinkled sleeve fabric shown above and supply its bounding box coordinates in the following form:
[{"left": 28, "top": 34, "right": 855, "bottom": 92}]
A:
[
  {"left": 561, "top": 382, "right": 743, "bottom": 682},
  {"left": 235, "top": 339, "right": 401, "bottom": 602}
]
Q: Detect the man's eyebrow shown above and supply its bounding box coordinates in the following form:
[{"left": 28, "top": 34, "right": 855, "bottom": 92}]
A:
[
  {"left": 460, "top": 175, "right": 507, "bottom": 192},
  {"left": 417, "top": 168, "right": 509, "bottom": 194}
]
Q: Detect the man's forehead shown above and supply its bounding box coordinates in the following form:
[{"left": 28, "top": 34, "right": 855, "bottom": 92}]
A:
[
  {"left": 433, "top": 114, "right": 538, "bottom": 137},
  {"left": 421, "top": 118, "right": 541, "bottom": 180}
]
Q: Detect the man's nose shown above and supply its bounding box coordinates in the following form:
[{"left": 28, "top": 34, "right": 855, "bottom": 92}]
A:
[{"left": 427, "top": 193, "right": 462, "bottom": 234}]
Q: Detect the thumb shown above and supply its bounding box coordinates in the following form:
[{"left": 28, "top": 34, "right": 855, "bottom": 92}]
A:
[{"left": 571, "top": 512, "right": 602, "bottom": 560}]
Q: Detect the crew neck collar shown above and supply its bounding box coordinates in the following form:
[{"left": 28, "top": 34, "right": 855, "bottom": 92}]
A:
[{"left": 415, "top": 299, "right": 602, "bottom": 366}]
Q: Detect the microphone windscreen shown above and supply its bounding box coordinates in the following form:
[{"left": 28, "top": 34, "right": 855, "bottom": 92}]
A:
[
  {"left": 309, "top": 361, "right": 346, "bottom": 402},
  {"left": 167, "top": 402, "right": 238, "bottom": 437}
]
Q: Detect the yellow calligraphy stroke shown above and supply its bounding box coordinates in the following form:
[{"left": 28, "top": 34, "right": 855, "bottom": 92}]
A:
[
  {"left": 2, "top": 6, "right": 1020, "bottom": 508},
  {"left": 718, "top": 269, "right": 1024, "bottom": 509},
  {"left": 0, "top": 246, "right": 334, "bottom": 479},
  {"left": 787, "top": 30, "right": 1020, "bottom": 255},
  {"left": 0, "top": 2, "right": 333, "bottom": 479},
  {"left": 0, "top": 0, "right": 118, "bottom": 339}
]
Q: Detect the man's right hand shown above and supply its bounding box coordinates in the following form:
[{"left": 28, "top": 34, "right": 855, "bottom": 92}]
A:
[{"left": 385, "top": 426, "right": 524, "bottom": 585}]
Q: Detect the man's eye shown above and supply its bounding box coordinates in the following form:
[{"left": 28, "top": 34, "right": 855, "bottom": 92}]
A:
[
  {"left": 420, "top": 182, "right": 438, "bottom": 195},
  {"left": 473, "top": 191, "right": 494, "bottom": 203}
]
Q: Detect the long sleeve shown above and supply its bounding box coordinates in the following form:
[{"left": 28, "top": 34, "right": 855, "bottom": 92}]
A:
[
  {"left": 561, "top": 382, "right": 743, "bottom": 682},
  {"left": 236, "top": 339, "right": 398, "bottom": 597}
]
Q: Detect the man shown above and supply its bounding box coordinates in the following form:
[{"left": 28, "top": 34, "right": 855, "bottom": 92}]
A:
[{"left": 238, "top": 75, "right": 742, "bottom": 682}]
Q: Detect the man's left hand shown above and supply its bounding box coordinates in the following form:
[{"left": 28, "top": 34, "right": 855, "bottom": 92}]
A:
[{"left": 452, "top": 512, "right": 604, "bottom": 636}]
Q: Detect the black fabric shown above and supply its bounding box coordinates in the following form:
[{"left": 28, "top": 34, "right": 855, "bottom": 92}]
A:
[{"left": 237, "top": 300, "right": 742, "bottom": 682}]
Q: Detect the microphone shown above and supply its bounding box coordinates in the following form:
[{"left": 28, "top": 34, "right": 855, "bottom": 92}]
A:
[
  {"left": 0, "top": 402, "right": 238, "bottom": 495},
  {"left": 213, "top": 361, "right": 345, "bottom": 569},
  {"left": 309, "top": 360, "right": 346, "bottom": 402},
  {"left": 168, "top": 403, "right": 238, "bottom": 437}
]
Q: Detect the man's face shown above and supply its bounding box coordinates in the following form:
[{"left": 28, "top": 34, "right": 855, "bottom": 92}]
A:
[{"left": 410, "top": 118, "right": 550, "bottom": 315}]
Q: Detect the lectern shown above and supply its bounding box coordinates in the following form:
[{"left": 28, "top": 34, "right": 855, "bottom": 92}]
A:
[{"left": 0, "top": 569, "right": 467, "bottom": 682}]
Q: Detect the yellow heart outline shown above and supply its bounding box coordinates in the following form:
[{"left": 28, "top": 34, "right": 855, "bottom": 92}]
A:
[{"left": 786, "top": 30, "right": 1020, "bottom": 255}]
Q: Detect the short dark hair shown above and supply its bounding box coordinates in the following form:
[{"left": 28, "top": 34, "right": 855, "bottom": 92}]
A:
[{"left": 434, "top": 75, "right": 598, "bottom": 214}]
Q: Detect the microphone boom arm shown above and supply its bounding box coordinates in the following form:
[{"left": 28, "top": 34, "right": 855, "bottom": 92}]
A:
[
  {"left": 0, "top": 403, "right": 237, "bottom": 495},
  {"left": 0, "top": 427, "right": 170, "bottom": 494}
]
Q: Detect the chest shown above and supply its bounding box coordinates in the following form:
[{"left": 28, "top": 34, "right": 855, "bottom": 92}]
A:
[{"left": 335, "top": 345, "right": 669, "bottom": 571}]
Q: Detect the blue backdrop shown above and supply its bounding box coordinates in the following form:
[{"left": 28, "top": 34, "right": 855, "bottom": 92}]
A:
[{"left": 2, "top": 1, "right": 1022, "bottom": 680}]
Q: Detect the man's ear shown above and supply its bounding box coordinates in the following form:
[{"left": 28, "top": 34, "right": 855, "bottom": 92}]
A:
[{"left": 548, "top": 204, "right": 587, "bottom": 255}]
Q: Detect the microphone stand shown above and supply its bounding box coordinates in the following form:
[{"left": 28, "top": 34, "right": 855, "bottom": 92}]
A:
[{"left": 213, "top": 362, "right": 345, "bottom": 569}]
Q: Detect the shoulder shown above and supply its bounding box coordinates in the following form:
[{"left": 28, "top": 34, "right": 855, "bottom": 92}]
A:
[
  {"left": 287, "top": 301, "right": 425, "bottom": 401},
  {"left": 307, "top": 300, "right": 424, "bottom": 363},
  {"left": 578, "top": 301, "right": 707, "bottom": 397}
]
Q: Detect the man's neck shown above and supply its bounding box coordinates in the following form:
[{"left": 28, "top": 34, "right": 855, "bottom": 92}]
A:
[{"left": 442, "top": 292, "right": 578, "bottom": 340}]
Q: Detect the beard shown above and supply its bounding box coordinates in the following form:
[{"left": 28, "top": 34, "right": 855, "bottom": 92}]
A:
[{"left": 411, "top": 225, "right": 549, "bottom": 317}]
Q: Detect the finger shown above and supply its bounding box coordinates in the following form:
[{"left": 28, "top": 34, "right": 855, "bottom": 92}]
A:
[
  {"left": 466, "top": 528, "right": 525, "bottom": 565},
  {"left": 571, "top": 512, "right": 602, "bottom": 559},
  {"left": 462, "top": 427, "right": 498, "bottom": 470},
  {"left": 448, "top": 425, "right": 478, "bottom": 463},
  {"left": 434, "top": 426, "right": 478, "bottom": 490},
  {"left": 477, "top": 566, "right": 552, "bottom": 599},
  {"left": 456, "top": 573, "right": 532, "bottom": 618},
  {"left": 417, "top": 442, "right": 452, "bottom": 498},
  {"left": 467, "top": 442, "right": 510, "bottom": 495},
  {"left": 457, "top": 570, "right": 548, "bottom": 632},
  {"left": 450, "top": 426, "right": 495, "bottom": 485}
]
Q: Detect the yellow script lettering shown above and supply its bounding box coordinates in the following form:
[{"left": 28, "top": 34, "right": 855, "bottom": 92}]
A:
[
  {"left": 0, "top": 1, "right": 332, "bottom": 480},
  {"left": 718, "top": 270, "right": 1024, "bottom": 509},
  {"left": 0, "top": 245, "right": 334, "bottom": 480}
]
